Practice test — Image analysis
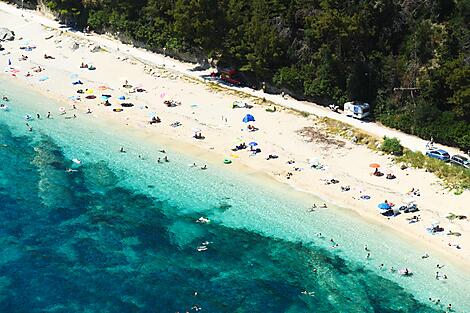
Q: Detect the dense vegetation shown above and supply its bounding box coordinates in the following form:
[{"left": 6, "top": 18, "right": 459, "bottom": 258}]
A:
[{"left": 12, "top": 0, "right": 470, "bottom": 151}]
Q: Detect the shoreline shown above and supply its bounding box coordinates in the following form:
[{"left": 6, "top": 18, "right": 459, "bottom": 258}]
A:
[
  {"left": 3, "top": 73, "right": 470, "bottom": 279},
  {"left": 1, "top": 1, "right": 470, "bottom": 277}
]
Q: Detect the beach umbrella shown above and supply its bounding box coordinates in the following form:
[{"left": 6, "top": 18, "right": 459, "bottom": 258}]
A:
[
  {"left": 118, "top": 95, "right": 126, "bottom": 100},
  {"left": 39, "top": 76, "right": 49, "bottom": 82},
  {"left": 160, "top": 92, "right": 166, "bottom": 99},
  {"left": 148, "top": 112, "right": 157, "bottom": 118},
  {"left": 369, "top": 163, "right": 380, "bottom": 168},
  {"left": 59, "top": 107, "right": 66, "bottom": 112},
  {"left": 85, "top": 89, "right": 94, "bottom": 94},
  {"left": 98, "top": 85, "right": 109, "bottom": 91},
  {"left": 248, "top": 141, "right": 258, "bottom": 147},
  {"left": 377, "top": 202, "right": 391, "bottom": 210},
  {"left": 192, "top": 128, "right": 201, "bottom": 133},
  {"left": 242, "top": 114, "right": 255, "bottom": 123}
]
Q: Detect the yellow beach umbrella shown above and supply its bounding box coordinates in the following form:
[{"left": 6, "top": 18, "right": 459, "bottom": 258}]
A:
[{"left": 85, "top": 89, "right": 94, "bottom": 94}]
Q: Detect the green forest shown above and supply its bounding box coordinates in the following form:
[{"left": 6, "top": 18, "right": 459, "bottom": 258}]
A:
[{"left": 14, "top": 0, "right": 470, "bottom": 151}]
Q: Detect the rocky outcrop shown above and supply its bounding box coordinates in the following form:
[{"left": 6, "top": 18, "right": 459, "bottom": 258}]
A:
[{"left": 0, "top": 28, "right": 15, "bottom": 41}]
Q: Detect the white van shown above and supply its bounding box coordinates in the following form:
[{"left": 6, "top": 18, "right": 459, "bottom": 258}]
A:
[{"left": 343, "top": 101, "right": 370, "bottom": 119}]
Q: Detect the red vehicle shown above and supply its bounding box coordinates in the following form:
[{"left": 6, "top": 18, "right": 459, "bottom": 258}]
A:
[{"left": 211, "top": 69, "right": 241, "bottom": 85}]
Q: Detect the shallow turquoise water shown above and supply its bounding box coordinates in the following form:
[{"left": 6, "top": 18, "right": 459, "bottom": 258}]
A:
[{"left": 0, "top": 78, "right": 468, "bottom": 312}]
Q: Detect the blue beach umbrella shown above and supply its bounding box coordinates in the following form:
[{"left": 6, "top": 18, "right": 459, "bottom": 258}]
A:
[
  {"left": 242, "top": 114, "right": 255, "bottom": 123},
  {"left": 148, "top": 112, "right": 157, "bottom": 118},
  {"left": 248, "top": 141, "right": 258, "bottom": 147},
  {"left": 377, "top": 202, "right": 391, "bottom": 210},
  {"left": 118, "top": 95, "right": 126, "bottom": 100},
  {"left": 39, "top": 76, "right": 49, "bottom": 82}
]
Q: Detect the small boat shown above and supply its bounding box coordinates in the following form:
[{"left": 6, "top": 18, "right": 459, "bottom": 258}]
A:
[
  {"left": 196, "top": 246, "right": 208, "bottom": 252},
  {"left": 196, "top": 217, "right": 210, "bottom": 224},
  {"left": 72, "top": 158, "right": 81, "bottom": 164}
]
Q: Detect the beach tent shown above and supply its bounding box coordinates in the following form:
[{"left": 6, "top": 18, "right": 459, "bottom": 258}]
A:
[
  {"left": 377, "top": 202, "right": 391, "bottom": 210},
  {"left": 242, "top": 114, "right": 255, "bottom": 123}
]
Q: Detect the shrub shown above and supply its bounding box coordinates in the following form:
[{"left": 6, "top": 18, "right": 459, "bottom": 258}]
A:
[{"left": 381, "top": 137, "right": 403, "bottom": 156}]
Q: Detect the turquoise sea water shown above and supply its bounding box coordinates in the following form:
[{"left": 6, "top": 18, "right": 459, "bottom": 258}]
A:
[{"left": 0, "top": 77, "right": 469, "bottom": 313}]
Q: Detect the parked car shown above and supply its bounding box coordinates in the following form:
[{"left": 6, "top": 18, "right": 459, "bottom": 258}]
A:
[
  {"left": 450, "top": 155, "right": 470, "bottom": 169},
  {"left": 425, "top": 149, "right": 450, "bottom": 162}
]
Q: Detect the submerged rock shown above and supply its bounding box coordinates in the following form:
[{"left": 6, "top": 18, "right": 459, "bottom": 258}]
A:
[{"left": 0, "top": 28, "right": 15, "bottom": 42}]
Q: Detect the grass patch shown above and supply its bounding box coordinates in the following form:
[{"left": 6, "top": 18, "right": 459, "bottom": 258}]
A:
[
  {"left": 318, "top": 117, "right": 469, "bottom": 191},
  {"left": 318, "top": 117, "right": 381, "bottom": 150},
  {"left": 397, "top": 150, "right": 470, "bottom": 191}
]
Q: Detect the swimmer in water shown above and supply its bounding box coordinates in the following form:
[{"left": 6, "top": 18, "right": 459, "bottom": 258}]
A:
[
  {"left": 119, "top": 147, "right": 126, "bottom": 153},
  {"left": 201, "top": 164, "right": 207, "bottom": 170}
]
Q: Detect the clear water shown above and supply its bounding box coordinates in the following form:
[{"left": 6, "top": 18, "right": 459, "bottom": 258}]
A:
[{"left": 0, "top": 78, "right": 469, "bottom": 313}]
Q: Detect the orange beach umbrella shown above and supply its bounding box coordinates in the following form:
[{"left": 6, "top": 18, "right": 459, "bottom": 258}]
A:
[{"left": 369, "top": 163, "right": 380, "bottom": 168}]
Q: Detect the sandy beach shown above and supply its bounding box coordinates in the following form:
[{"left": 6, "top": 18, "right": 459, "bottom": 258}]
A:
[{"left": 1, "top": 1, "right": 469, "bottom": 275}]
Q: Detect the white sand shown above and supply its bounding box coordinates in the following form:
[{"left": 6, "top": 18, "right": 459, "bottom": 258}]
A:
[{"left": 1, "top": 3, "right": 469, "bottom": 271}]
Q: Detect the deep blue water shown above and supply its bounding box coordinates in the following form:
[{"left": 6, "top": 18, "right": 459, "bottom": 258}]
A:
[{"left": 0, "top": 123, "right": 444, "bottom": 313}]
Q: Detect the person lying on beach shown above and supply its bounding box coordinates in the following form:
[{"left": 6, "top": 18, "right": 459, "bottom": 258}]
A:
[
  {"left": 33, "top": 66, "right": 43, "bottom": 73},
  {"left": 25, "top": 72, "right": 32, "bottom": 77},
  {"left": 80, "top": 62, "right": 88, "bottom": 69},
  {"left": 386, "top": 173, "right": 396, "bottom": 180},
  {"left": 247, "top": 124, "right": 259, "bottom": 131},
  {"left": 19, "top": 55, "right": 28, "bottom": 61},
  {"left": 194, "top": 132, "right": 205, "bottom": 140},
  {"left": 149, "top": 116, "right": 161, "bottom": 124},
  {"left": 266, "top": 154, "right": 278, "bottom": 160},
  {"left": 232, "top": 143, "right": 247, "bottom": 151},
  {"left": 373, "top": 168, "right": 384, "bottom": 176},
  {"left": 44, "top": 54, "right": 55, "bottom": 60}
]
